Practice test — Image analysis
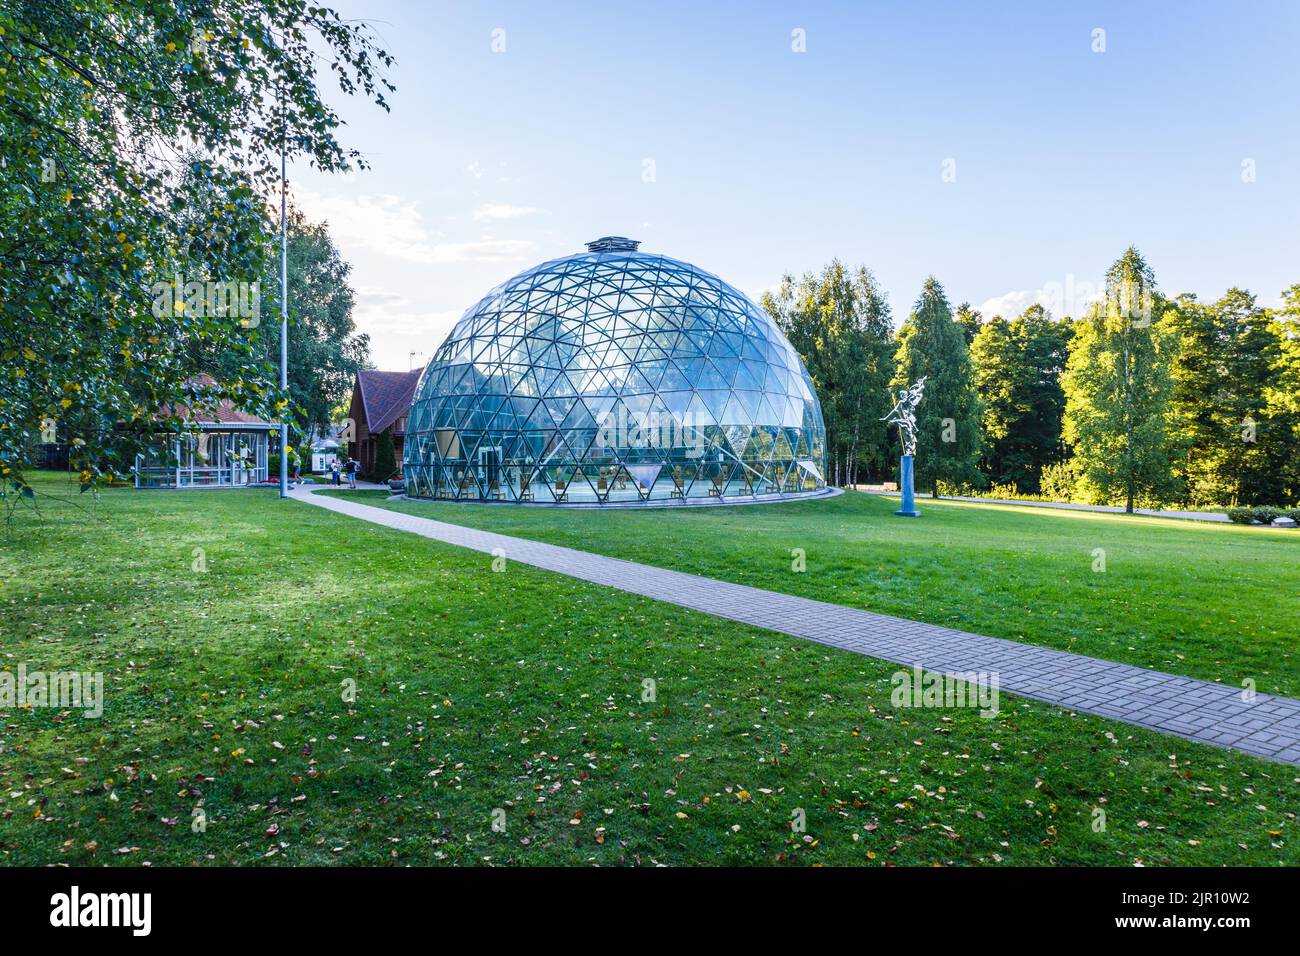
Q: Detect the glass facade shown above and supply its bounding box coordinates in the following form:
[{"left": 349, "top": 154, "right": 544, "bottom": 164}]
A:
[
  {"left": 404, "top": 238, "right": 826, "bottom": 504},
  {"left": 134, "top": 428, "right": 270, "bottom": 488}
]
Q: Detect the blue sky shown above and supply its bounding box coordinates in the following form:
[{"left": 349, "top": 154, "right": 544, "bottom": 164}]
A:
[{"left": 292, "top": 0, "right": 1300, "bottom": 369}]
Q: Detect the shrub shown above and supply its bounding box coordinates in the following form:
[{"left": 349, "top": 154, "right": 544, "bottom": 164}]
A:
[
  {"left": 371, "top": 427, "right": 397, "bottom": 482},
  {"left": 1038, "top": 462, "right": 1076, "bottom": 503},
  {"left": 932, "top": 473, "right": 1076, "bottom": 505},
  {"left": 1225, "top": 505, "right": 1298, "bottom": 525}
]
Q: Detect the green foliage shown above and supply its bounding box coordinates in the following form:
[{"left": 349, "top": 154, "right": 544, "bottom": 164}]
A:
[
  {"left": 206, "top": 208, "right": 371, "bottom": 443},
  {"left": 1037, "top": 461, "right": 1077, "bottom": 502},
  {"left": 891, "top": 277, "right": 983, "bottom": 494},
  {"left": 1168, "top": 293, "right": 1233, "bottom": 504},
  {"left": 954, "top": 302, "right": 983, "bottom": 347},
  {"left": 371, "top": 426, "right": 396, "bottom": 482},
  {"left": 266, "top": 448, "right": 300, "bottom": 481},
  {"left": 1224, "top": 505, "right": 1300, "bottom": 525},
  {"left": 1062, "top": 248, "right": 1182, "bottom": 511},
  {"left": 1225, "top": 505, "right": 1289, "bottom": 524},
  {"left": 0, "top": 1, "right": 392, "bottom": 491},
  {"left": 970, "top": 316, "right": 1017, "bottom": 474},
  {"left": 1262, "top": 286, "right": 1300, "bottom": 504},
  {"left": 970, "top": 305, "right": 1073, "bottom": 493},
  {"left": 762, "top": 261, "right": 895, "bottom": 484},
  {"left": 1168, "top": 289, "right": 1289, "bottom": 505},
  {"left": 762, "top": 252, "right": 1294, "bottom": 509}
]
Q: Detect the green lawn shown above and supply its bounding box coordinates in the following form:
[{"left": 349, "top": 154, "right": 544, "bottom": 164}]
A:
[
  {"left": 335, "top": 489, "right": 1300, "bottom": 699},
  {"left": 0, "top": 472, "right": 1296, "bottom": 866}
]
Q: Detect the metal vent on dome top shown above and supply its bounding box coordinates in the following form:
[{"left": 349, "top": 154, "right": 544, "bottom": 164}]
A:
[{"left": 585, "top": 236, "right": 640, "bottom": 253}]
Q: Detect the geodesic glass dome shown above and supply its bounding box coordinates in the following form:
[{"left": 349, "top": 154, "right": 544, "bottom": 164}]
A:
[{"left": 403, "top": 237, "right": 826, "bottom": 504}]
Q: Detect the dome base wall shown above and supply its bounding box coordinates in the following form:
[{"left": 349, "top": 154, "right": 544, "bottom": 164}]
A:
[{"left": 397, "top": 486, "right": 841, "bottom": 510}]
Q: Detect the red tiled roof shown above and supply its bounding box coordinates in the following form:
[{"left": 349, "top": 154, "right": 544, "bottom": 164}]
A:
[
  {"left": 164, "top": 375, "right": 275, "bottom": 428},
  {"left": 201, "top": 403, "right": 274, "bottom": 427},
  {"left": 356, "top": 367, "right": 424, "bottom": 435}
]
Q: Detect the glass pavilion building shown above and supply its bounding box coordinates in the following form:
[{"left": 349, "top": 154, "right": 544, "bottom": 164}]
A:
[{"left": 403, "top": 237, "right": 827, "bottom": 504}]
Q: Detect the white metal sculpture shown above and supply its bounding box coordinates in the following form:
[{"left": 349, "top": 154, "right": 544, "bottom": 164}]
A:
[{"left": 882, "top": 376, "right": 927, "bottom": 456}]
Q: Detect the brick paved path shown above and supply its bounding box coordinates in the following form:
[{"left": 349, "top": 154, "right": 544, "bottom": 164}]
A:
[{"left": 294, "top": 486, "right": 1300, "bottom": 765}]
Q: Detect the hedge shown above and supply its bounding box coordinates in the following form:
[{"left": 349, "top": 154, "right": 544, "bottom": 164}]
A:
[{"left": 1225, "top": 505, "right": 1300, "bottom": 525}]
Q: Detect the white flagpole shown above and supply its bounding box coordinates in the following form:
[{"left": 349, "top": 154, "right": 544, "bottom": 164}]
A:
[{"left": 278, "top": 141, "right": 289, "bottom": 499}]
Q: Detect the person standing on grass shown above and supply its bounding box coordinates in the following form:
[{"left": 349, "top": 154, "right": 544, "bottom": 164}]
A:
[
  {"left": 345, "top": 458, "right": 357, "bottom": 489},
  {"left": 331, "top": 460, "right": 341, "bottom": 486}
]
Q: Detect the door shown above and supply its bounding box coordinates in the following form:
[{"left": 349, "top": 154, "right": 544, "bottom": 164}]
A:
[{"left": 477, "top": 445, "right": 501, "bottom": 495}]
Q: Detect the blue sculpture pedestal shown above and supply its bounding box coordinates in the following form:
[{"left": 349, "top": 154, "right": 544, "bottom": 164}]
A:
[{"left": 896, "top": 454, "right": 920, "bottom": 517}]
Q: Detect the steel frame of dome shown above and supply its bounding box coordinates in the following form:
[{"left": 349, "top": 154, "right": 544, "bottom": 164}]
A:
[{"left": 403, "top": 237, "right": 827, "bottom": 505}]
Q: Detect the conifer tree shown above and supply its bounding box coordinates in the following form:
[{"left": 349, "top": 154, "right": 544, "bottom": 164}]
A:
[
  {"left": 954, "top": 303, "right": 983, "bottom": 346},
  {"left": 1262, "top": 286, "right": 1300, "bottom": 504},
  {"left": 763, "top": 262, "right": 895, "bottom": 485},
  {"left": 1168, "top": 288, "right": 1285, "bottom": 504},
  {"left": 891, "top": 277, "right": 983, "bottom": 495},
  {"left": 971, "top": 305, "right": 1071, "bottom": 492},
  {"left": 970, "top": 315, "right": 1018, "bottom": 482}
]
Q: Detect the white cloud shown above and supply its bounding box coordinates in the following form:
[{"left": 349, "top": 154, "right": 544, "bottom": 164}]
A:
[
  {"left": 352, "top": 285, "right": 406, "bottom": 305},
  {"left": 428, "top": 239, "right": 536, "bottom": 262},
  {"left": 295, "top": 191, "right": 440, "bottom": 264},
  {"left": 976, "top": 278, "right": 1105, "bottom": 322},
  {"left": 363, "top": 309, "right": 460, "bottom": 339},
  {"left": 473, "top": 202, "right": 538, "bottom": 222},
  {"left": 294, "top": 190, "right": 536, "bottom": 265},
  {"left": 350, "top": 288, "right": 461, "bottom": 368},
  {"left": 975, "top": 289, "right": 1045, "bottom": 321},
  {"left": 353, "top": 290, "right": 458, "bottom": 336}
]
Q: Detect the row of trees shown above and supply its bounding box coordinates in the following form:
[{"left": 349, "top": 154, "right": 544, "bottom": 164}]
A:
[
  {"left": 763, "top": 268, "right": 984, "bottom": 492},
  {"left": 764, "top": 250, "right": 1300, "bottom": 509},
  {"left": 762, "top": 264, "right": 895, "bottom": 486},
  {"left": 1166, "top": 286, "right": 1299, "bottom": 506}
]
